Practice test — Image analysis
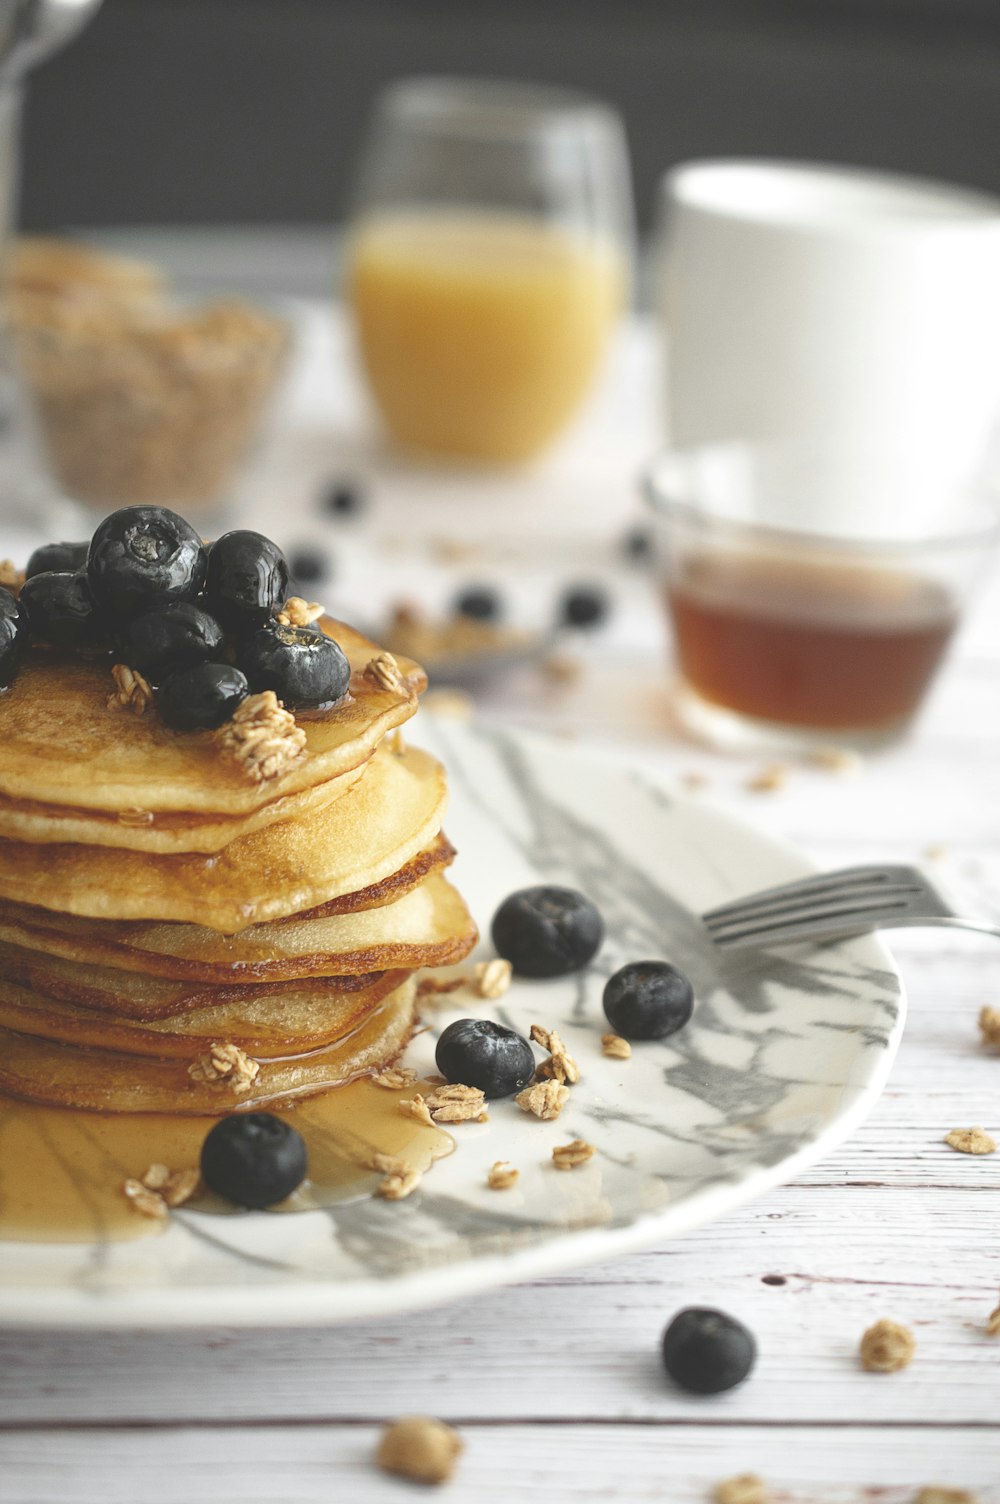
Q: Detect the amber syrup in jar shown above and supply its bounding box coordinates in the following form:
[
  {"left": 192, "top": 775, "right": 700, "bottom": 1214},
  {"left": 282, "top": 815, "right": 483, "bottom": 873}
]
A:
[{"left": 666, "top": 552, "right": 958, "bottom": 732}]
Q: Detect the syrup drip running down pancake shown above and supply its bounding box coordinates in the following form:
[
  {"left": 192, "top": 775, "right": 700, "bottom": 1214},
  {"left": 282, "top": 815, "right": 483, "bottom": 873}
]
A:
[
  {"left": 0, "top": 742, "right": 449, "bottom": 931},
  {"left": 0, "top": 618, "right": 424, "bottom": 816},
  {"left": 0, "top": 977, "right": 419, "bottom": 1113}
]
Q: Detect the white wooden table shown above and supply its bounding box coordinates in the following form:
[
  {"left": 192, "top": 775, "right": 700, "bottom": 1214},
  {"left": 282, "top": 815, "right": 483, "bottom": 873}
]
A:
[{"left": 1, "top": 232, "right": 999, "bottom": 1502}]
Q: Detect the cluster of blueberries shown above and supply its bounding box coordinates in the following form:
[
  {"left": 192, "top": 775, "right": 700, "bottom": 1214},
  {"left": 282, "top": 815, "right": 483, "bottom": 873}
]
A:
[
  {"left": 0, "top": 505, "right": 351, "bottom": 728},
  {"left": 201, "top": 884, "right": 753, "bottom": 1396}
]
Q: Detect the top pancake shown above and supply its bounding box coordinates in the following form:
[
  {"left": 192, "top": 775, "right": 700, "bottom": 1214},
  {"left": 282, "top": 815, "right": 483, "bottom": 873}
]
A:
[{"left": 0, "top": 618, "right": 425, "bottom": 816}]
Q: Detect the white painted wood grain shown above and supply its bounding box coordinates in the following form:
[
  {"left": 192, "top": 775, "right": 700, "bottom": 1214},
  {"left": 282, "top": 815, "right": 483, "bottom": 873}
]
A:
[{"left": 1, "top": 1424, "right": 997, "bottom": 1504}]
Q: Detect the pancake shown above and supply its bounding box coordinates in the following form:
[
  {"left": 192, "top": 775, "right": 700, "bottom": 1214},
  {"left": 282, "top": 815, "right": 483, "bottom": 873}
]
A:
[
  {"left": 0, "top": 969, "right": 408, "bottom": 1057},
  {"left": 0, "top": 977, "right": 417, "bottom": 1114},
  {"left": 0, "top": 940, "right": 388, "bottom": 1021},
  {"left": 0, "top": 741, "right": 448, "bottom": 931},
  {"left": 0, "top": 754, "right": 372, "bottom": 854},
  {"left": 0, "top": 617, "right": 424, "bottom": 816},
  {"left": 0, "top": 870, "right": 478, "bottom": 983}
]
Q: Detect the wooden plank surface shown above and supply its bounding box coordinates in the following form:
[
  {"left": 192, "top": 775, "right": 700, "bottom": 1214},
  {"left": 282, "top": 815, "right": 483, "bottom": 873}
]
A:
[{"left": 2, "top": 291, "right": 999, "bottom": 1502}]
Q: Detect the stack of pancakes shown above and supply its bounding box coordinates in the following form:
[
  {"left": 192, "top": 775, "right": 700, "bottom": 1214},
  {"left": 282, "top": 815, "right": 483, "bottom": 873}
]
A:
[{"left": 0, "top": 619, "right": 476, "bottom": 1114}]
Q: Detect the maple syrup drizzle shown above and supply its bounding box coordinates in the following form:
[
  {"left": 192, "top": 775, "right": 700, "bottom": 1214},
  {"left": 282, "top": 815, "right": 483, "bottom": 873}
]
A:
[{"left": 0, "top": 1079, "right": 453, "bottom": 1243}]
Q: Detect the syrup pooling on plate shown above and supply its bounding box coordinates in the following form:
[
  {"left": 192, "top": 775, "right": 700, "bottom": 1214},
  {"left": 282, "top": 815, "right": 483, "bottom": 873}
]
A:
[{"left": 0, "top": 506, "right": 476, "bottom": 1239}]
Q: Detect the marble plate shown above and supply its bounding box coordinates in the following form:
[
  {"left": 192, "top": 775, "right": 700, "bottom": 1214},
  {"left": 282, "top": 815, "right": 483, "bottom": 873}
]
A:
[{"left": 0, "top": 718, "right": 905, "bottom": 1328}]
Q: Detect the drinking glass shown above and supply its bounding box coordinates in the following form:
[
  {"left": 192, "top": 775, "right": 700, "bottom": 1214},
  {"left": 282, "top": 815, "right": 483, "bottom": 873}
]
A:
[
  {"left": 644, "top": 441, "right": 1000, "bottom": 752},
  {"left": 344, "top": 76, "right": 634, "bottom": 465}
]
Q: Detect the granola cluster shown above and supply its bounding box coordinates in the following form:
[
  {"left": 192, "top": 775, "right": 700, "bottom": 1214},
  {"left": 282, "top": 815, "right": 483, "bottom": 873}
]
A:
[
  {"left": 216, "top": 690, "right": 307, "bottom": 782},
  {"left": 187, "top": 1041, "right": 261, "bottom": 1093}
]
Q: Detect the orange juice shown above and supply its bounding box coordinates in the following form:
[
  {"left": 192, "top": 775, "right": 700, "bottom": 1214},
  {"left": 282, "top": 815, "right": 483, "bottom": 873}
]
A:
[{"left": 347, "top": 212, "right": 626, "bottom": 463}]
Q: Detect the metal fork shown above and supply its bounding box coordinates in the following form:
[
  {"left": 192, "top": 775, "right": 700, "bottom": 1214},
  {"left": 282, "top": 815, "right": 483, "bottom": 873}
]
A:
[{"left": 702, "top": 863, "right": 1000, "bottom": 950}]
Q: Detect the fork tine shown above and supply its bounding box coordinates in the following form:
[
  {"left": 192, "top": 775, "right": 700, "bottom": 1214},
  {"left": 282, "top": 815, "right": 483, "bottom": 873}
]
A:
[
  {"left": 706, "top": 898, "right": 916, "bottom": 949},
  {"left": 702, "top": 865, "right": 917, "bottom": 923},
  {"left": 704, "top": 880, "right": 925, "bottom": 932}
]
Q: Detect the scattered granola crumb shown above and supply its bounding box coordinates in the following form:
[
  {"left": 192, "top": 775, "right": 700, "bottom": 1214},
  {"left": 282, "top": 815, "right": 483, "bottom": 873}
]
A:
[
  {"left": 107, "top": 663, "right": 154, "bottom": 716},
  {"left": 531, "top": 1024, "right": 580, "bottom": 1085},
  {"left": 986, "top": 1305, "right": 1000, "bottom": 1337},
  {"left": 602, "top": 1032, "right": 632, "bottom": 1060},
  {"left": 371, "top": 1152, "right": 422, "bottom": 1201},
  {"left": 552, "top": 1138, "right": 596, "bottom": 1171},
  {"left": 541, "top": 652, "right": 582, "bottom": 684},
  {"left": 944, "top": 1126, "right": 996, "bottom": 1155},
  {"left": 423, "top": 1083, "right": 488, "bottom": 1124},
  {"left": 487, "top": 1161, "right": 519, "bottom": 1191},
  {"left": 123, "top": 1163, "right": 199, "bottom": 1219},
  {"left": 371, "top": 1066, "right": 418, "bottom": 1090},
  {"left": 187, "top": 1041, "right": 261, "bottom": 1093},
  {"left": 0, "top": 559, "right": 24, "bottom": 594},
  {"left": 805, "top": 744, "right": 862, "bottom": 775},
  {"left": 472, "top": 957, "right": 512, "bottom": 1000},
  {"left": 363, "top": 651, "right": 406, "bottom": 695},
  {"left": 978, "top": 1006, "right": 1000, "bottom": 1049},
  {"left": 923, "top": 844, "right": 949, "bottom": 862},
  {"left": 421, "top": 686, "right": 475, "bottom": 720},
  {"left": 122, "top": 1179, "right": 169, "bottom": 1220},
  {"left": 715, "top": 1474, "right": 769, "bottom": 1504},
  {"left": 744, "top": 763, "right": 790, "bottom": 794},
  {"left": 398, "top": 1094, "right": 434, "bottom": 1127},
  {"left": 516, "top": 1079, "right": 570, "bottom": 1120},
  {"left": 376, "top": 1415, "right": 463, "bottom": 1485},
  {"left": 859, "top": 1318, "right": 915, "bottom": 1372},
  {"left": 117, "top": 807, "right": 154, "bottom": 827},
  {"left": 275, "top": 596, "right": 324, "bottom": 628},
  {"left": 679, "top": 769, "right": 710, "bottom": 791},
  {"left": 914, "top": 1490, "right": 979, "bottom": 1504},
  {"left": 216, "top": 690, "right": 306, "bottom": 782},
  {"left": 430, "top": 535, "right": 478, "bottom": 564}
]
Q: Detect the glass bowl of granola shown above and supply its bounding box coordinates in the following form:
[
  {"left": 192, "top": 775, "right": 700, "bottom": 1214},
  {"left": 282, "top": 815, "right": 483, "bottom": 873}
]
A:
[{"left": 10, "top": 237, "right": 290, "bottom": 518}]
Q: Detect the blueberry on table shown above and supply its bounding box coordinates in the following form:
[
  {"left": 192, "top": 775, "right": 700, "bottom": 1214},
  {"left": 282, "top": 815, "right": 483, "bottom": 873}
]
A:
[
  {"left": 321, "top": 479, "right": 365, "bottom": 518},
  {"left": 288, "top": 546, "right": 328, "bottom": 586},
  {"left": 557, "top": 584, "right": 610, "bottom": 630},
  {"left": 200, "top": 1112, "right": 308, "bottom": 1209},
  {"left": 603, "top": 961, "right": 694, "bottom": 1041},
  {"left": 238, "top": 622, "right": 350, "bottom": 709},
  {"left": 25, "top": 540, "right": 89, "bottom": 579},
  {"left": 0, "top": 587, "right": 24, "bottom": 687},
  {"left": 124, "top": 602, "right": 225, "bottom": 681},
  {"left": 454, "top": 586, "right": 501, "bottom": 622},
  {"left": 88, "top": 506, "right": 207, "bottom": 618},
  {"left": 435, "top": 1018, "right": 536, "bottom": 1098},
  {"left": 491, "top": 886, "right": 604, "bottom": 978},
  {"left": 661, "top": 1307, "right": 757, "bottom": 1394},
  {"left": 19, "top": 570, "right": 110, "bottom": 652},
  {"left": 205, "top": 530, "right": 289, "bottom": 627},
  {"left": 159, "top": 662, "right": 249, "bottom": 730}
]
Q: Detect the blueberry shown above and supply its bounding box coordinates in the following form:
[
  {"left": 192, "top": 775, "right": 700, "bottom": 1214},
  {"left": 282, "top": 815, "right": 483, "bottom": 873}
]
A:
[
  {"left": 491, "top": 886, "right": 603, "bottom": 978},
  {"left": 238, "top": 622, "right": 349, "bottom": 709},
  {"left": 88, "top": 506, "right": 206, "bottom": 619},
  {"left": 661, "top": 1307, "right": 756, "bottom": 1394},
  {"left": 322, "top": 479, "right": 365, "bottom": 517},
  {"left": 19, "top": 570, "right": 110, "bottom": 651},
  {"left": 159, "top": 662, "right": 249, "bottom": 730},
  {"left": 435, "top": 1017, "right": 536, "bottom": 1098},
  {"left": 205, "top": 530, "right": 289, "bottom": 627},
  {"left": 623, "top": 526, "right": 653, "bottom": 563},
  {"left": 0, "top": 587, "right": 25, "bottom": 687},
  {"left": 288, "top": 546, "right": 328, "bottom": 586},
  {"left": 454, "top": 586, "right": 501, "bottom": 622},
  {"left": 558, "top": 584, "right": 610, "bottom": 630},
  {"left": 602, "top": 961, "right": 694, "bottom": 1041},
  {"left": 200, "top": 1112, "right": 308, "bottom": 1209},
  {"left": 124, "top": 602, "right": 225, "bottom": 682},
  {"left": 25, "top": 540, "right": 89, "bottom": 579}
]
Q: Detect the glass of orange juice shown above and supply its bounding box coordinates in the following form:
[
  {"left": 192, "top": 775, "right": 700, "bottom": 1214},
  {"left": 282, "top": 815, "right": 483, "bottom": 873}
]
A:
[{"left": 345, "top": 77, "right": 634, "bottom": 465}]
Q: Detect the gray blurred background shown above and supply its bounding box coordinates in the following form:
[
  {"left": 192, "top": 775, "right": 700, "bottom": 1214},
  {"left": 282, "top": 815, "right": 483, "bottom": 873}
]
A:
[{"left": 18, "top": 0, "right": 1000, "bottom": 237}]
